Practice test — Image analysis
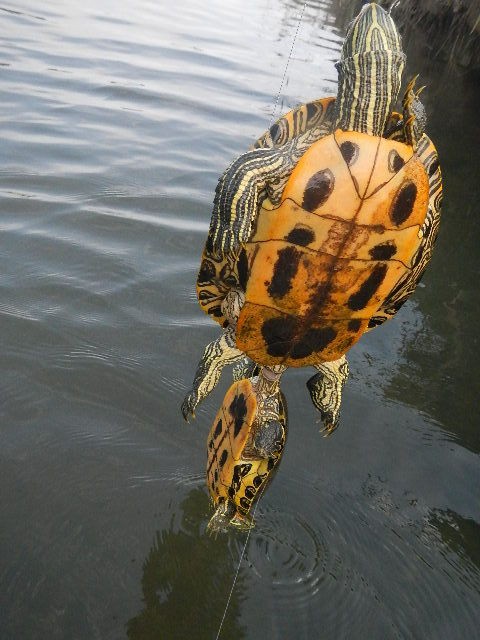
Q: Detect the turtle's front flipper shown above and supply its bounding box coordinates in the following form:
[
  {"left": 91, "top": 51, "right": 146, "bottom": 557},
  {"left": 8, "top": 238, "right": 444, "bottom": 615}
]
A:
[
  {"left": 181, "top": 327, "right": 245, "bottom": 422},
  {"left": 307, "top": 356, "right": 349, "bottom": 436},
  {"left": 208, "top": 142, "right": 299, "bottom": 257}
]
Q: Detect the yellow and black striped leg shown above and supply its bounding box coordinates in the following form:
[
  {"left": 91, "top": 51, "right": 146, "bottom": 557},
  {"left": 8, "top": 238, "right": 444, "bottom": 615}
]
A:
[
  {"left": 181, "top": 327, "right": 245, "bottom": 422},
  {"left": 306, "top": 356, "right": 349, "bottom": 436}
]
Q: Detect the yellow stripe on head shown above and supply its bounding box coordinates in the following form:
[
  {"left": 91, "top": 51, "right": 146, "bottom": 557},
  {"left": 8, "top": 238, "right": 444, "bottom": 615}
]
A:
[{"left": 334, "top": 3, "right": 405, "bottom": 137}]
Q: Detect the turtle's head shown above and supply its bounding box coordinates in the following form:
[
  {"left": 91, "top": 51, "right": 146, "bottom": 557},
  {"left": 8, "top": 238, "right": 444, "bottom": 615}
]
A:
[{"left": 334, "top": 3, "right": 406, "bottom": 136}]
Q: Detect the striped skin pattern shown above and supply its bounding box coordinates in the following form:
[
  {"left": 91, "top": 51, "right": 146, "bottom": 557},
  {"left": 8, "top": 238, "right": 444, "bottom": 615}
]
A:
[
  {"left": 334, "top": 2, "right": 405, "bottom": 137},
  {"left": 206, "top": 378, "right": 287, "bottom": 530},
  {"left": 207, "top": 100, "right": 337, "bottom": 257}
]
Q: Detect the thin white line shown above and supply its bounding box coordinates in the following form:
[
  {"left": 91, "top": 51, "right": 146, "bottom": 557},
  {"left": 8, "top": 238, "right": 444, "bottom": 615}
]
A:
[
  {"left": 269, "top": 1, "right": 308, "bottom": 128},
  {"left": 214, "top": 482, "right": 267, "bottom": 640}
]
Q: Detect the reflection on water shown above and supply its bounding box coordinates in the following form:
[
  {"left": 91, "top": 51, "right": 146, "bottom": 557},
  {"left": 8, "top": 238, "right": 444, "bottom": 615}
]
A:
[
  {"left": 0, "top": 0, "right": 479, "bottom": 639},
  {"left": 127, "top": 489, "right": 246, "bottom": 640}
]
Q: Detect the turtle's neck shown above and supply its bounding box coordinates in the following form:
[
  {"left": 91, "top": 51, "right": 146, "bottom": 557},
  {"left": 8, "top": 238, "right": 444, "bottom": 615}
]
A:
[{"left": 333, "top": 3, "right": 406, "bottom": 137}]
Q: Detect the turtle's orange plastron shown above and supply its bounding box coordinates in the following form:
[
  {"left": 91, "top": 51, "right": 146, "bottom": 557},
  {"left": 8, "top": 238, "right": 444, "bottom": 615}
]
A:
[{"left": 235, "top": 129, "right": 433, "bottom": 367}]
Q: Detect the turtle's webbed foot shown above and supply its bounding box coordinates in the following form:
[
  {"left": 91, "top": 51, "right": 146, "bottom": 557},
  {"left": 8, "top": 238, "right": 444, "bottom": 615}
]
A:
[
  {"left": 181, "top": 390, "right": 199, "bottom": 422},
  {"left": 206, "top": 500, "right": 253, "bottom": 535},
  {"left": 180, "top": 327, "right": 245, "bottom": 423},
  {"left": 307, "top": 356, "right": 349, "bottom": 437}
]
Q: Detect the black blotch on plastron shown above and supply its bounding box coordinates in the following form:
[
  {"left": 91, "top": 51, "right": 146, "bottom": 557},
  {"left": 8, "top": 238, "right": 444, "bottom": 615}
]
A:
[
  {"left": 285, "top": 224, "right": 316, "bottom": 247},
  {"left": 261, "top": 316, "right": 297, "bottom": 357},
  {"left": 211, "top": 480, "right": 215, "bottom": 491},
  {"left": 219, "top": 449, "right": 228, "bottom": 468},
  {"left": 302, "top": 169, "right": 335, "bottom": 212},
  {"left": 347, "top": 264, "right": 388, "bottom": 311},
  {"left": 237, "top": 248, "right": 249, "bottom": 290},
  {"left": 253, "top": 475, "right": 263, "bottom": 488},
  {"left": 390, "top": 181, "right": 417, "bottom": 226},
  {"left": 340, "top": 140, "right": 359, "bottom": 166},
  {"left": 229, "top": 393, "right": 248, "bottom": 438},
  {"left": 267, "top": 458, "right": 275, "bottom": 471},
  {"left": 208, "top": 438, "right": 215, "bottom": 450},
  {"left": 348, "top": 318, "right": 362, "bottom": 332},
  {"left": 197, "top": 259, "right": 216, "bottom": 284},
  {"left": 369, "top": 242, "right": 397, "bottom": 260},
  {"left": 214, "top": 419, "right": 223, "bottom": 439},
  {"left": 228, "top": 487, "right": 235, "bottom": 499},
  {"left": 388, "top": 149, "right": 405, "bottom": 173},
  {"left": 290, "top": 326, "right": 337, "bottom": 359},
  {"left": 267, "top": 246, "right": 301, "bottom": 299},
  {"left": 214, "top": 470, "right": 218, "bottom": 483}
]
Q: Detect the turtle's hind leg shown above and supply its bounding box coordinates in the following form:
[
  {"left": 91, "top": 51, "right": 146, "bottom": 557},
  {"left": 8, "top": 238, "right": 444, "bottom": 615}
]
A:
[
  {"left": 207, "top": 500, "right": 253, "bottom": 535},
  {"left": 307, "top": 356, "right": 349, "bottom": 436},
  {"left": 181, "top": 327, "right": 245, "bottom": 421}
]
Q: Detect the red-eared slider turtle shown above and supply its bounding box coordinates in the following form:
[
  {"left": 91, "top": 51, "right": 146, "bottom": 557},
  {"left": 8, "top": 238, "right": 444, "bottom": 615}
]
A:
[
  {"left": 182, "top": 3, "right": 442, "bottom": 523},
  {"left": 206, "top": 376, "right": 287, "bottom": 532}
]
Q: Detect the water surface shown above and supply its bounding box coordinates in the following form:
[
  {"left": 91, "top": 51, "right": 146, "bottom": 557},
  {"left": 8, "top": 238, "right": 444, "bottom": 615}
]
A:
[{"left": 1, "top": 1, "right": 479, "bottom": 638}]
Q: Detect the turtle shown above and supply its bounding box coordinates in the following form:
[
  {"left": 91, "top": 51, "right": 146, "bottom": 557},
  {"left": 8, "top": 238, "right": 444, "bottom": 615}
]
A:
[
  {"left": 206, "top": 376, "right": 287, "bottom": 532},
  {"left": 182, "top": 3, "right": 442, "bottom": 493}
]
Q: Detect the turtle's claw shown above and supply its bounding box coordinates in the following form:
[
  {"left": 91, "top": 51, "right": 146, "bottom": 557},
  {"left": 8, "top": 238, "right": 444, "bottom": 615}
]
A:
[
  {"left": 319, "top": 419, "right": 339, "bottom": 437},
  {"left": 181, "top": 391, "right": 198, "bottom": 422},
  {"left": 317, "top": 409, "right": 340, "bottom": 437}
]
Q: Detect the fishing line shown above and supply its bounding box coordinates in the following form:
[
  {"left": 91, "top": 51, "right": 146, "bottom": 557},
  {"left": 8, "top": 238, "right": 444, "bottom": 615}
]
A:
[
  {"left": 269, "top": 1, "right": 308, "bottom": 128},
  {"left": 215, "top": 5, "right": 307, "bottom": 638},
  {"left": 214, "top": 482, "right": 267, "bottom": 640}
]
